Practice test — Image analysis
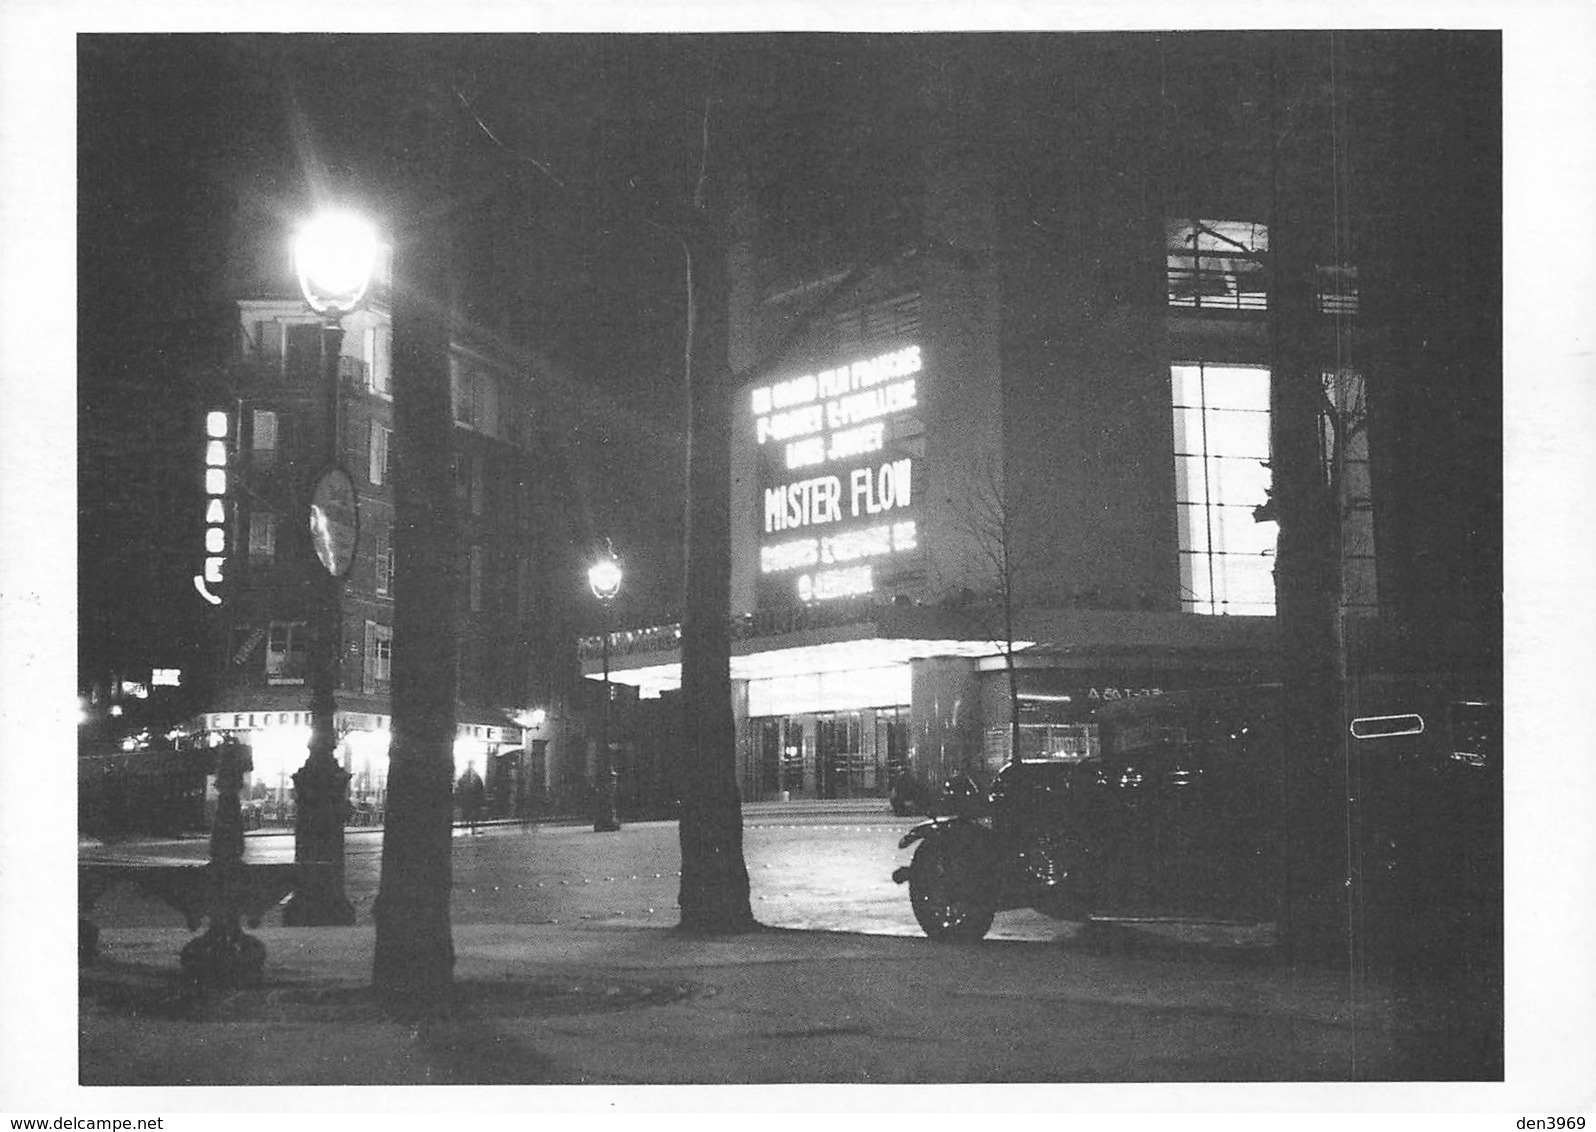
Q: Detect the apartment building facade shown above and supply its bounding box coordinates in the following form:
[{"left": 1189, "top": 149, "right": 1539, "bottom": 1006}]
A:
[{"left": 186, "top": 258, "right": 591, "bottom": 820}]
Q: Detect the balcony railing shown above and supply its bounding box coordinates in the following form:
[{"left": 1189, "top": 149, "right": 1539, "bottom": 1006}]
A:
[{"left": 1166, "top": 264, "right": 1269, "bottom": 312}]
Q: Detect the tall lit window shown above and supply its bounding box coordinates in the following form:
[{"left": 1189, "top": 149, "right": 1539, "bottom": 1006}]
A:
[
  {"left": 368, "top": 422, "right": 390, "bottom": 485},
  {"left": 451, "top": 360, "right": 499, "bottom": 435},
  {"left": 251, "top": 410, "right": 278, "bottom": 469},
  {"left": 1172, "top": 363, "right": 1277, "bottom": 615},
  {"left": 363, "top": 621, "right": 393, "bottom": 694},
  {"left": 374, "top": 527, "right": 394, "bottom": 595},
  {"left": 1320, "top": 369, "right": 1378, "bottom": 614},
  {"left": 363, "top": 324, "right": 391, "bottom": 396},
  {"left": 265, "top": 621, "right": 307, "bottom": 683}
]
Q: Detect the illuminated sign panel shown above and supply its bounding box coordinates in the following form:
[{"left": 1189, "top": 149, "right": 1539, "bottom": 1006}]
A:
[
  {"left": 193, "top": 410, "right": 230, "bottom": 605},
  {"left": 750, "top": 344, "right": 925, "bottom": 606}
]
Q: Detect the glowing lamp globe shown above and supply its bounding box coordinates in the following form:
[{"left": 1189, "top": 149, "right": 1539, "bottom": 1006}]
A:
[
  {"left": 588, "top": 557, "right": 623, "bottom": 604},
  {"left": 294, "top": 210, "right": 379, "bottom": 315}
]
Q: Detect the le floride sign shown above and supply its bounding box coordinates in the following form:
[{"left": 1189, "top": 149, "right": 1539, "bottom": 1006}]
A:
[{"left": 751, "top": 344, "right": 923, "bottom": 604}]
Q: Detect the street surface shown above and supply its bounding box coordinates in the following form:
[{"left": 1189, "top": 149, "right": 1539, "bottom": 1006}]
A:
[
  {"left": 73, "top": 804, "right": 1508, "bottom": 1088},
  {"left": 83, "top": 806, "right": 1120, "bottom": 942}
]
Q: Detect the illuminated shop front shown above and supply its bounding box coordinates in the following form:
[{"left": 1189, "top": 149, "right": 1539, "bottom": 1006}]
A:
[
  {"left": 195, "top": 707, "right": 522, "bottom": 821},
  {"left": 583, "top": 609, "right": 1275, "bottom": 804}
]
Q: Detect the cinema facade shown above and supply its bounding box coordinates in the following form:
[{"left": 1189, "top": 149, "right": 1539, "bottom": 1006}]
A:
[
  {"left": 584, "top": 275, "right": 1287, "bottom": 801},
  {"left": 580, "top": 33, "right": 1503, "bottom": 805}
]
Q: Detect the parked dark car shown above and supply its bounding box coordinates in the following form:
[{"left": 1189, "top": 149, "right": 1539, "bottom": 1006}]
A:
[{"left": 891, "top": 683, "right": 1499, "bottom": 952}]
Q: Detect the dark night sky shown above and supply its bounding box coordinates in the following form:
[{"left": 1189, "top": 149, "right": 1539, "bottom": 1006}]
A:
[
  {"left": 70, "top": 32, "right": 1007, "bottom": 681},
  {"left": 70, "top": 28, "right": 1530, "bottom": 689},
  {"left": 73, "top": 34, "right": 739, "bottom": 678}
]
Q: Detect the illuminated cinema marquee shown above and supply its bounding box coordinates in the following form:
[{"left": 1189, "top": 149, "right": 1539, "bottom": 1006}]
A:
[
  {"left": 751, "top": 344, "right": 921, "bottom": 471},
  {"left": 752, "top": 343, "right": 925, "bottom": 604}
]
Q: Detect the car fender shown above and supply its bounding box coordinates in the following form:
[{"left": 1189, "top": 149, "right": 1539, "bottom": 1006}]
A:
[{"left": 892, "top": 816, "right": 992, "bottom": 884}]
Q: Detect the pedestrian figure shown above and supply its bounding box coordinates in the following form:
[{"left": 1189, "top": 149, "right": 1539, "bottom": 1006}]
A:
[{"left": 456, "top": 762, "right": 486, "bottom": 834}]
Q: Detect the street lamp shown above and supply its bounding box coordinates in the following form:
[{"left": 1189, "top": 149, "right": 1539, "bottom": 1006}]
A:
[
  {"left": 587, "top": 545, "right": 623, "bottom": 833},
  {"left": 282, "top": 208, "right": 377, "bottom": 926}
]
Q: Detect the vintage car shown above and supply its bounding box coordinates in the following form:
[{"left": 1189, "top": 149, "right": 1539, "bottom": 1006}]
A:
[{"left": 891, "top": 683, "right": 1500, "bottom": 949}]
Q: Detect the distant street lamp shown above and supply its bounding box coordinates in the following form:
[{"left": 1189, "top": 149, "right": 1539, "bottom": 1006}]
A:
[
  {"left": 588, "top": 545, "right": 623, "bottom": 833},
  {"left": 282, "top": 208, "right": 377, "bottom": 926}
]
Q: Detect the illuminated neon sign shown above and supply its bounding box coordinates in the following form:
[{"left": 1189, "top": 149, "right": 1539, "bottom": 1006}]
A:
[
  {"left": 193, "top": 410, "right": 230, "bottom": 605},
  {"left": 752, "top": 344, "right": 925, "bottom": 605},
  {"left": 751, "top": 344, "right": 921, "bottom": 471}
]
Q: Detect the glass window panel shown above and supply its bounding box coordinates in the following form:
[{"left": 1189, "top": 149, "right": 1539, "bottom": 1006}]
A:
[
  {"left": 1176, "top": 504, "right": 1211, "bottom": 555},
  {"left": 1209, "top": 508, "right": 1277, "bottom": 557},
  {"left": 1173, "top": 455, "right": 1207, "bottom": 503},
  {"left": 1170, "top": 361, "right": 1276, "bottom": 616},
  {"left": 1197, "top": 365, "right": 1270, "bottom": 411},
  {"left": 1211, "top": 554, "right": 1276, "bottom": 613},
  {"left": 1170, "top": 365, "right": 1204, "bottom": 407},
  {"left": 1201, "top": 220, "right": 1268, "bottom": 253},
  {"left": 1201, "top": 408, "right": 1270, "bottom": 459},
  {"left": 1205, "top": 454, "right": 1272, "bottom": 505},
  {"left": 1179, "top": 552, "right": 1214, "bottom": 612},
  {"left": 1171, "top": 406, "right": 1206, "bottom": 455}
]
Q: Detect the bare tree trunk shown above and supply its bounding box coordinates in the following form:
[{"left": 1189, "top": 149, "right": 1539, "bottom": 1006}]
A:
[
  {"left": 676, "top": 202, "right": 756, "bottom": 934},
  {"left": 373, "top": 209, "right": 461, "bottom": 1003}
]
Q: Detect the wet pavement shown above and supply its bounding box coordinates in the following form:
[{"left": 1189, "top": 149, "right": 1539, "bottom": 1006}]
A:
[
  {"left": 82, "top": 805, "right": 1130, "bottom": 943},
  {"left": 64, "top": 803, "right": 1520, "bottom": 1092}
]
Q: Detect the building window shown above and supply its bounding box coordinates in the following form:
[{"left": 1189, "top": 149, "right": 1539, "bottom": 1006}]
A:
[
  {"left": 369, "top": 422, "right": 390, "bottom": 485},
  {"left": 363, "top": 621, "right": 393, "bottom": 694},
  {"left": 374, "top": 527, "right": 394, "bottom": 595},
  {"left": 468, "top": 546, "right": 484, "bottom": 613},
  {"left": 251, "top": 409, "right": 278, "bottom": 469},
  {"left": 247, "top": 512, "right": 276, "bottom": 564},
  {"left": 249, "top": 319, "right": 280, "bottom": 361},
  {"left": 452, "top": 360, "right": 503, "bottom": 438},
  {"left": 1320, "top": 369, "right": 1378, "bottom": 614},
  {"left": 1166, "top": 219, "right": 1269, "bottom": 311},
  {"left": 834, "top": 291, "right": 921, "bottom": 356},
  {"left": 265, "top": 621, "right": 307, "bottom": 684},
  {"left": 1171, "top": 363, "right": 1277, "bottom": 615},
  {"left": 470, "top": 453, "right": 485, "bottom": 515},
  {"left": 1316, "top": 264, "right": 1360, "bottom": 317},
  {"left": 364, "top": 324, "right": 392, "bottom": 396}
]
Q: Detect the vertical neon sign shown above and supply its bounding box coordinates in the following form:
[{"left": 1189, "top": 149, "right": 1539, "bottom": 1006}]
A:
[{"left": 193, "top": 410, "right": 230, "bottom": 605}]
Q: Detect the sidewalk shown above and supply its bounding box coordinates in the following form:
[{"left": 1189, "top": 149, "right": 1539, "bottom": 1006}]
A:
[
  {"left": 74, "top": 807, "right": 1499, "bottom": 1088},
  {"left": 77, "top": 912, "right": 1466, "bottom": 1087}
]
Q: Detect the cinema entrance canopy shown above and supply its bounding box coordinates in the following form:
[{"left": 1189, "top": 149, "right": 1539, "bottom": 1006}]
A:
[{"left": 580, "top": 603, "right": 1275, "bottom": 803}]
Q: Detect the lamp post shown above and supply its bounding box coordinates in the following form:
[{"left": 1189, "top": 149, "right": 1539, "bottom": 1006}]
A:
[
  {"left": 587, "top": 546, "right": 623, "bottom": 832},
  {"left": 282, "top": 208, "right": 377, "bottom": 926}
]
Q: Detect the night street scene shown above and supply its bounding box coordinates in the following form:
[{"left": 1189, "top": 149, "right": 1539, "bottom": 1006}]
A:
[{"left": 3, "top": 8, "right": 1593, "bottom": 1120}]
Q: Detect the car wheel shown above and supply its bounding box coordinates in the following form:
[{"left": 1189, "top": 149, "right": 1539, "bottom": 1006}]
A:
[{"left": 909, "top": 839, "right": 994, "bottom": 941}]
